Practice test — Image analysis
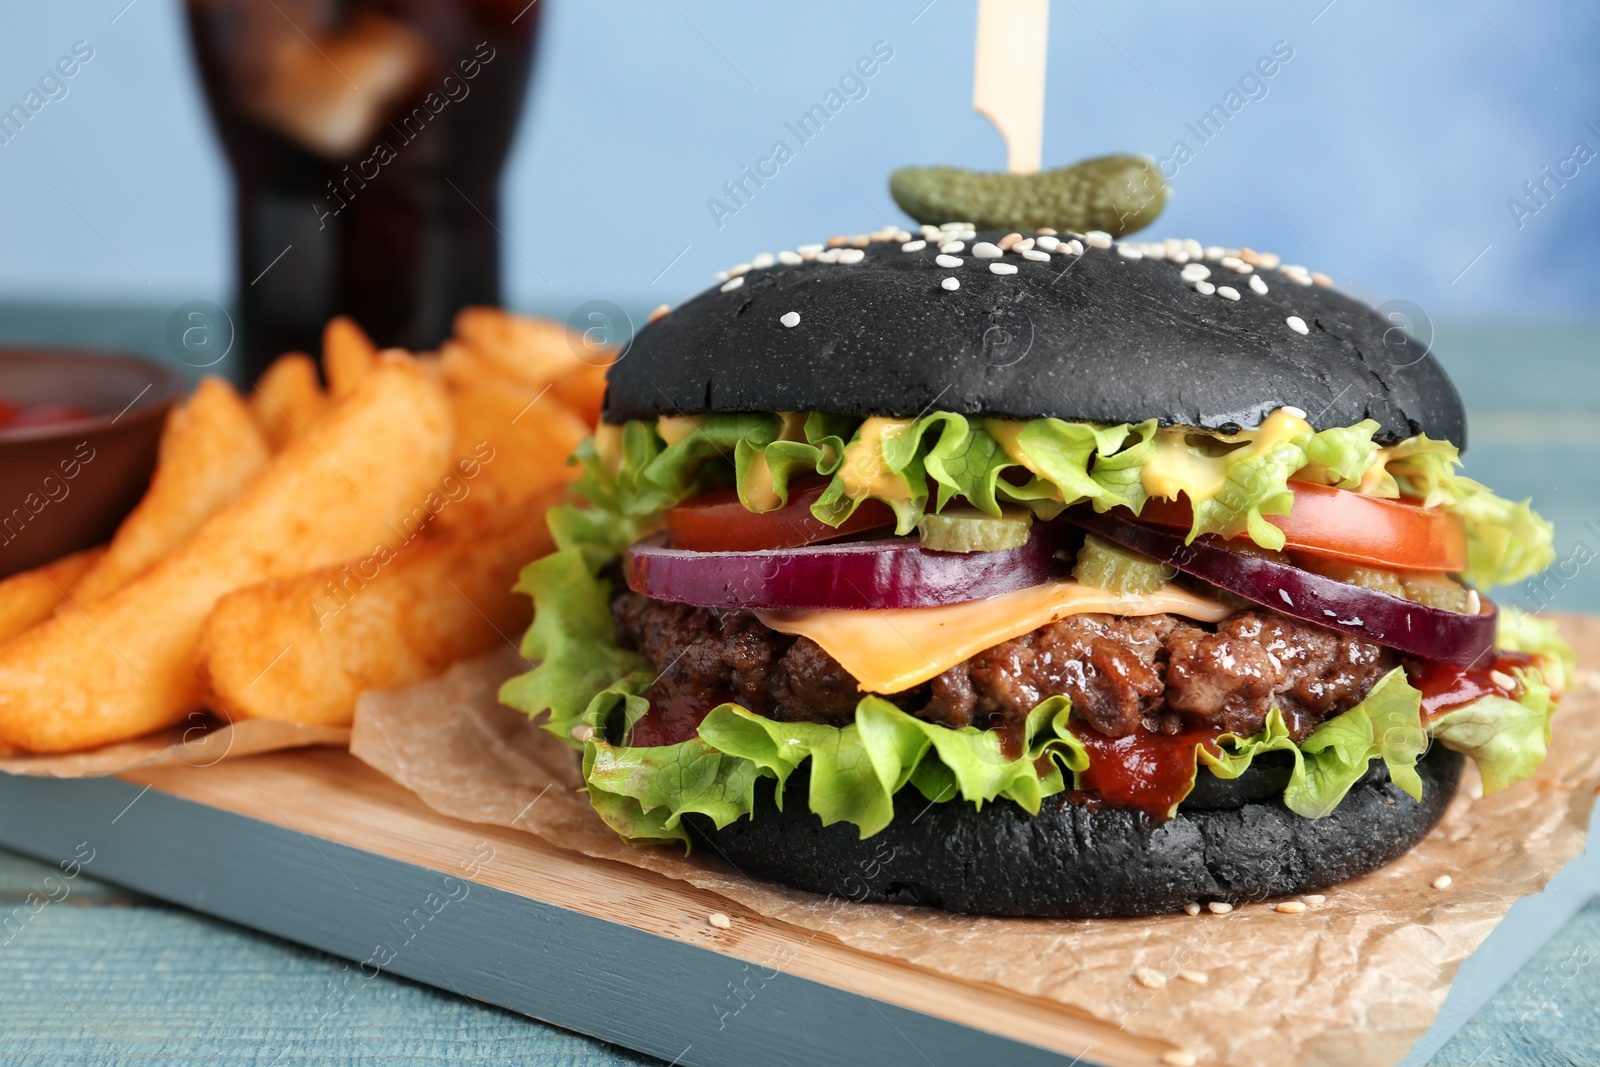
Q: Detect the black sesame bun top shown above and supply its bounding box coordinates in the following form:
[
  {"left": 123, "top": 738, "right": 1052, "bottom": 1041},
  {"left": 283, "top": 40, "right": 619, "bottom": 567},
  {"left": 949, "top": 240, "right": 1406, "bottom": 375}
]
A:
[{"left": 606, "top": 231, "right": 1466, "bottom": 446}]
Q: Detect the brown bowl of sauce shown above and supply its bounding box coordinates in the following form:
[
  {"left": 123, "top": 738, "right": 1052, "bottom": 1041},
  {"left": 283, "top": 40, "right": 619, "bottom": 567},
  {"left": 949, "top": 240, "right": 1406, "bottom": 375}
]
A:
[{"left": 0, "top": 350, "right": 184, "bottom": 579}]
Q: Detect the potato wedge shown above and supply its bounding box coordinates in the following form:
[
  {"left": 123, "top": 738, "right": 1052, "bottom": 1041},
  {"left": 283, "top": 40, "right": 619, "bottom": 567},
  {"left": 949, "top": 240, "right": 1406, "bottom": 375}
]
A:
[
  {"left": 436, "top": 378, "right": 589, "bottom": 533},
  {"left": 450, "top": 307, "right": 606, "bottom": 390},
  {"left": 324, "top": 315, "right": 378, "bottom": 400},
  {"left": 551, "top": 361, "right": 609, "bottom": 426},
  {"left": 439, "top": 339, "right": 508, "bottom": 391},
  {"left": 73, "top": 377, "right": 270, "bottom": 607},
  {"left": 0, "top": 356, "right": 452, "bottom": 753},
  {"left": 251, "top": 352, "right": 328, "bottom": 450},
  {"left": 197, "top": 494, "right": 556, "bottom": 727},
  {"left": 0, "top": 547, "right": 105, "bottom": 647}
]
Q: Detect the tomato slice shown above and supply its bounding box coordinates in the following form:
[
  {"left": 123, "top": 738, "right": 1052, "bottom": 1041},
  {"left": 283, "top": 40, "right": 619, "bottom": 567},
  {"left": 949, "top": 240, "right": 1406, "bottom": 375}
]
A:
[
  {"left": 1128, "top": 481, "right": 1468, "bottom": 572},
  {"left": 666, "top": 478, "right": 896, "bottom": 552}
]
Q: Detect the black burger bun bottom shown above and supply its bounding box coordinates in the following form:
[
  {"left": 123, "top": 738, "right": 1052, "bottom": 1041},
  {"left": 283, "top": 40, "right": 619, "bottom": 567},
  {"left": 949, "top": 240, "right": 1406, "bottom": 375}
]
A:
[
  {"left": 686, "top": 747, "right": 1464, "bottom": 919},
  {"left": 607, "top": 233, "right": 1466, "bottom": 447}
]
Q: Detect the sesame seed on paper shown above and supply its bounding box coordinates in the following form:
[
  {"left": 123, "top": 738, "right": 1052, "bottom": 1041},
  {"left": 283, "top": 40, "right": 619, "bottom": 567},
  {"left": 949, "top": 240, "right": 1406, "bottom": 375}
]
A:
[{"left": 1135, "top": 967, "right": 1166, "bottom": 990}]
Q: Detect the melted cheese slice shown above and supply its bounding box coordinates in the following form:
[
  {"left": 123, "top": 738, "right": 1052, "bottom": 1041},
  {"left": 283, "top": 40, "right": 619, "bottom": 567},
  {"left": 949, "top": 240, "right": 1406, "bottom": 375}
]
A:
[{"left": 755, "top": 580, "right": 1233, "bottom": 695}]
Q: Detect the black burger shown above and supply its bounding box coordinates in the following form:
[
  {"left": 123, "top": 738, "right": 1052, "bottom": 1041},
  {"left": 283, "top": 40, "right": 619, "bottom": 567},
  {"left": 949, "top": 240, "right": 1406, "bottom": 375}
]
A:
[{"left": 502, "top": 225, "right": 1571, "bottom": 918}]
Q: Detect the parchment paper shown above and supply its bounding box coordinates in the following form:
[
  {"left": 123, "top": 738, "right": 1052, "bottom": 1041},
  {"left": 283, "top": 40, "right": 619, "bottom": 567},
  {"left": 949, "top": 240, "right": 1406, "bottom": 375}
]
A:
[
  {"left": 350, "top": 618, "right": 1600, "bottom": 1067},
  {"left": 0, "top": 718, "right": 350, "bottom": 778}
]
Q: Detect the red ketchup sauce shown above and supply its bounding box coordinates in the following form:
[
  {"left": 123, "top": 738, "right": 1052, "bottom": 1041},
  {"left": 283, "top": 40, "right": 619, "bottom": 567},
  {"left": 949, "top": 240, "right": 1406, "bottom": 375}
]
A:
[
  {"left": 1071, "top": 723, "right": 1224, "bottom": 821},
  {"left": 623, "top": 681, "right": 737, "bottom": 748},
  {"left": 0, "top": 399, "right": 93, "bottom": 431},
  {"left": 1410, "top": 651, "right": 1533, "bottom": 717}
]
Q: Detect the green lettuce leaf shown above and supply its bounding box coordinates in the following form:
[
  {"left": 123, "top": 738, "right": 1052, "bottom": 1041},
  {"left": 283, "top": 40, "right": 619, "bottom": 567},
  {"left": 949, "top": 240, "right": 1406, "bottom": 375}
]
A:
[
  {"left": 1200, "top": 667, "right": 1428, "bottom": 818},
  {"left": 562, "top": 413, "right": 1552, "bottom": 591},
  {"left": 920, "top": 414, "right": 1013, "bottom": 516},
  {"left": 1428, "top": 669, "right": 1556, "bottom": 795},
  {"left": 642, "top": 413, "right": 780, "bottom": 497},
  {"left": 497, "top": 548, "right": 652, "bottom": 739},
  {"left": 583, "top": 737, "right": 765, "bottom": 846},
  {"left": 1188, "top": 435, "right": 1308, "bottom": 550},
  {"left": 1087, "top": 418, "right": 1160, "bottom": 513},
  {"left": 1007, "top": 417, "right": 1131, "bottom": 511},
  {"left": 1386, "top": 435, "right": 1555, "bottom": 589},
  {"left": 575, "top": 696, "right": 1090, "bottom": 848},
  {"left": 812, "top": 417, "right": 929, "bottom": 534},
  {"left": 1497, "top": 606, "right": 1577, "bottom": 693},
  {"left": 730, "top": 412, "right": 853, "bottom": 512},
  {"left": 1303, "top": 418, "right": 1383, "bottom": 489}
]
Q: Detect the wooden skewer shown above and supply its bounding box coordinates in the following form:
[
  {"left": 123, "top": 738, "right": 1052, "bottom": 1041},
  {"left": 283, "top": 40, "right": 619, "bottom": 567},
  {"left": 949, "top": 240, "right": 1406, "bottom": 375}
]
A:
[{"left": 972, "top": 0, "right": 1050, "bottom": 175}]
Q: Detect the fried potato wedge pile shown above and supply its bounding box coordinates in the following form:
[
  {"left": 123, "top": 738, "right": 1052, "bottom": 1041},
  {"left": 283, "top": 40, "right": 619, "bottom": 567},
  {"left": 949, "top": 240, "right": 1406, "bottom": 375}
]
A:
[{"left": 0, "top": 309, "right": 608, "bottom": 753}]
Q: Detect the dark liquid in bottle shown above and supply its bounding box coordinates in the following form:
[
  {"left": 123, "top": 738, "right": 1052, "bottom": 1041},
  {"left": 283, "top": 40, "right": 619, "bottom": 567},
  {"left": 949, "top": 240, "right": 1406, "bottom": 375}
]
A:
[{"left": 185, "top": 0, "right": 539, "bottom": 381}]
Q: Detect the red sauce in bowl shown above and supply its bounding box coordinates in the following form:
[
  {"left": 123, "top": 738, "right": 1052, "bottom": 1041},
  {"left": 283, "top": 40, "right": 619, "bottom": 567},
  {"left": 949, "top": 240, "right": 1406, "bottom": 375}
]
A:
[{"left": 0, "top": 398, "right": 95, "bottom": 432}]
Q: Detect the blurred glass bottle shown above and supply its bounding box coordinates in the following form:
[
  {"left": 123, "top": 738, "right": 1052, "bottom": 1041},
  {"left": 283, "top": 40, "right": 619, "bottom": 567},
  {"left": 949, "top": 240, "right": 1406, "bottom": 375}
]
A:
[{"left": 185, "top": 0, "right": 540, "bottom": 381}]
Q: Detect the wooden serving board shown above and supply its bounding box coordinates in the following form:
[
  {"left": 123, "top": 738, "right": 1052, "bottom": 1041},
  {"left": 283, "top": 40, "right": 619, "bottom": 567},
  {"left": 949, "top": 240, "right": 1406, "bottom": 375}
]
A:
[
  {"left": 0, "top": 750, "right": 1592, "bottom": 1067},
  {"left": 0, "top": 749, "right": 1165, "bottom": 1066}
]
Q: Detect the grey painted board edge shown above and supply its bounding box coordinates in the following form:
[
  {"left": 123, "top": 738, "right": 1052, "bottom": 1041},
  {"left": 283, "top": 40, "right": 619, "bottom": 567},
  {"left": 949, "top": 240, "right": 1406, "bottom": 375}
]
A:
[
  {"left": 0, "top": 771, "right": 1090, "bottom": 1067},
  {"left": 1398, "top": 822, "right": 1600, "bottom": 1067},
  {"left": 3, "top": 770, "right": 1591, "bottom": 1067}
]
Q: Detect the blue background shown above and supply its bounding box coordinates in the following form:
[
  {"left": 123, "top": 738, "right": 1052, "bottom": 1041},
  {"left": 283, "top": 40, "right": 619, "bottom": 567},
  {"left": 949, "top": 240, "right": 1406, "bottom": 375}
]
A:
[{"left": 0, "top": 0, "right": 1595, "bottom": 319}]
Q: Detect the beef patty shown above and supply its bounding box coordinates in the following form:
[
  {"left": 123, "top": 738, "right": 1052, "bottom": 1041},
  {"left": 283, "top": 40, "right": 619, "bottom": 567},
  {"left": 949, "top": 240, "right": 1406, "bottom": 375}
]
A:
[{"left": 611, "top": 591, "right": 1396, "bottom": 742}]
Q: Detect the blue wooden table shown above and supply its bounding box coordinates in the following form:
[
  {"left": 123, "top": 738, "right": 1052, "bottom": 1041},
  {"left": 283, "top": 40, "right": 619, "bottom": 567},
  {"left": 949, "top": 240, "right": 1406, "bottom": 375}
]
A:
[
  {"left": 2, "top": 847, "right": 1594, "bottom": 1066},
  {"left": 1, "top": 307, "right": 1597, "bottom": 1065}
]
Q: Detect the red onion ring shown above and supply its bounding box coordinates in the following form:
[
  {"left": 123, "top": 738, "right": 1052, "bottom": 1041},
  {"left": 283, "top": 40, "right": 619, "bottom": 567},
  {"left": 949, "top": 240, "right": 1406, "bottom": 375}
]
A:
[
  {"left": 1066, "top": 508, "right": 1496, "bottom": 667},
  {"left": 625, "top": 524, "right": 1071, "bottom": 611}
]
